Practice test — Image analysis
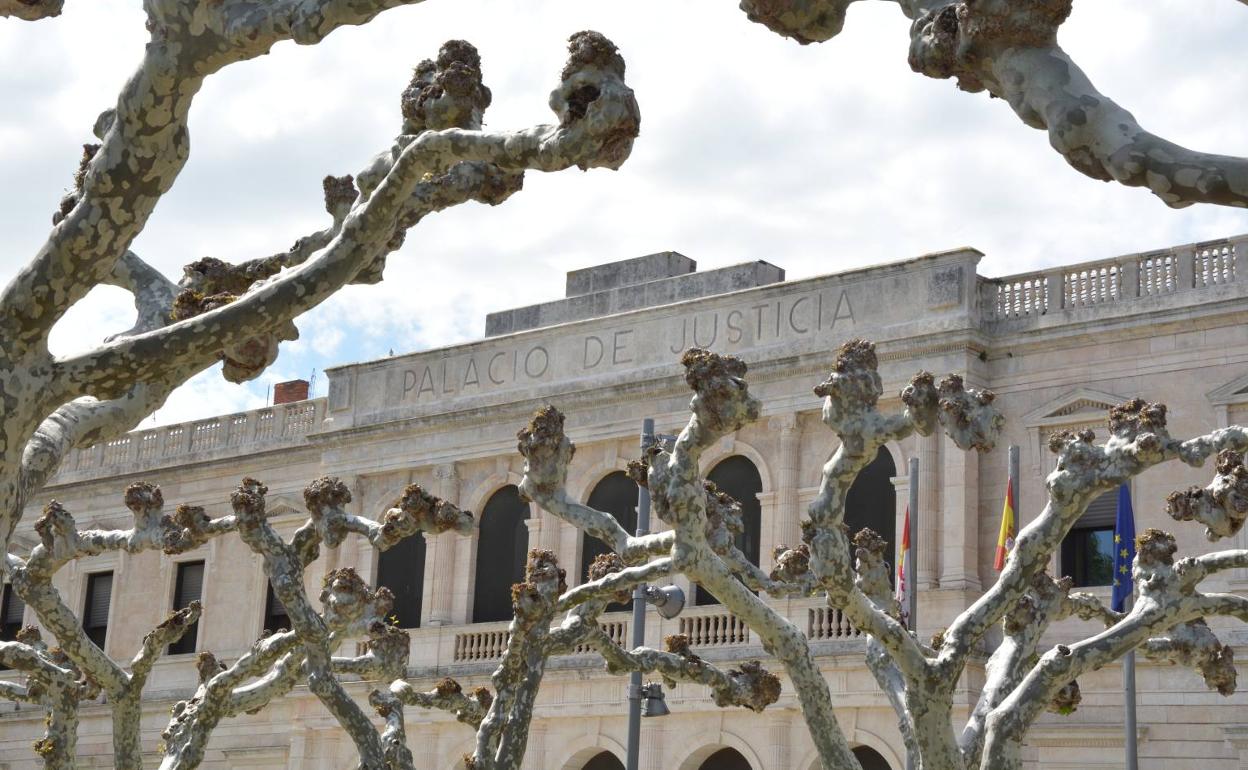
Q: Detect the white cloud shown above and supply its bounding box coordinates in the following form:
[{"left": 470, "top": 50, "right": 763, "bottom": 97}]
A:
[{"left": 6, "top": 0, "right": 1248, "bottom": 428}]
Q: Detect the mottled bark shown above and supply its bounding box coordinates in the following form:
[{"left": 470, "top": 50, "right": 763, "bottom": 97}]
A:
[
  {"left": 0, "top": 10, "right": 639, "bottom": 577},
  {"left": 0, "top": 0, "right": 63, "bottom": 20}
]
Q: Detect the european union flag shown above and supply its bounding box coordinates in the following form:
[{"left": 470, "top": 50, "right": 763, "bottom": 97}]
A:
[{"left": 1111, "top": 484, "right": 1136, "bottom": 613}]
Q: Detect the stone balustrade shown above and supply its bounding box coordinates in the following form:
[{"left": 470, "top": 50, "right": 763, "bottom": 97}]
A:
[
  {"left": 429, "top": 601, "right": 861, "bottom": 670},
  {"left": 678, "top": 607, "right": 751, "bottom": 647},
  {"left": 52, "top": 398, "right": 326, "bottom": 485},
  {"left": 450, "top": 617, "right": 631, "bottom": 662},
  {"left": 981, "top": 233, "right": 1248, "bottom": 322},
  {"left": 807, "top": 606, "right": 864, "bottom": 641}
]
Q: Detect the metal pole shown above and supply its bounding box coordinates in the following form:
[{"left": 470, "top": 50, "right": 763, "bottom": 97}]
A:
[
  {"left": 1124, "top": 593, "right": 1139, "bottom": 770},
  {"left": 1008, "top": 445, "right": 1020, "bottom": 526},
  {"left": 905, "top": 456, "right": 918, "bottom": 770},
  {"left": 906, "top": 456, "right": 918, "bottom": 636},
  {"left": 625, "top": 418, "right": 654, "bottom": 770}
]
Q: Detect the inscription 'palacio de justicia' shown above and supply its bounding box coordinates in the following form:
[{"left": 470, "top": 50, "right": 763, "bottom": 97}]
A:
[{"left": 399, "top": 289, "right": 856, "bottom": 402}]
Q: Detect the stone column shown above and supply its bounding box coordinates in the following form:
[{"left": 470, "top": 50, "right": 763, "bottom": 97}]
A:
[
  {"left": 918, "top": 432, "right": 941, "bottom": 588},
  {"left": 772, "top": 413, "right": 802, "bottom": 557},
  {"left": 770, "top": 713, "right": 792, "bottom": 769},
  {"left": 939, "top": 435, "right": 981, "bottom": 590},
  {"left": 426, "top": 463, "right": 459, "bottom": 626}
]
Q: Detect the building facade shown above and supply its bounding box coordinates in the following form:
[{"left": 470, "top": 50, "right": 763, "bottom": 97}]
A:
[{"left": 4, "top": 235, "right": 1248, "bottom": 769}]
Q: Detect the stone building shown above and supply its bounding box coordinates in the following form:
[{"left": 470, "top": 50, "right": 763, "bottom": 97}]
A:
[{"left": 3, "top": 234, "right": 1248, "bottom": 769}]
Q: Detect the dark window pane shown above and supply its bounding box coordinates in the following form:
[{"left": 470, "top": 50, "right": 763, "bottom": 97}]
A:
[
  {"left": 579, "top": 472, "right": 639, "bottom": 612},
  {"left": 263, "top": 582, "right": 289, "bottom": 633},
  {"left": 844, "top": 446, "right": 897, "bottom": 585},
  {"left": 1, "top": 584, "right": 24, "bottom": 669},
  {"left": 1, "top": 583, "right": 23, "bottom": 638},
  {"left": 83, "top": 572, "right": 113, "bottom": 649},
  {"left": 1060, "top": 490, "right": 1119, "bottom": 587},
  {"left": 473, "top": 485, "right": 529, "bottom": 623},
  {"left": 1062, "top": 526, "right": 1115, "bottom": 587},
  {"left": 698, "top": 748, "right": 753, "bottom": 770},
  {"left": 169, "top": 561, "right": 204, "bottom": 655},
  {"left": 378, "top": 533, "right": 426, "bottom": 628},
  {"left": 696, "top": 456, "right": 763, "bottom": 606},
  {"left": 582, "top": 751, "right": 625, "bottom": 770}
]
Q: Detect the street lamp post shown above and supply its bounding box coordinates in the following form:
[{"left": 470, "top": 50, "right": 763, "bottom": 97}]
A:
[{"left": 625, "top": 419, "right": 684, "bottom": 770}]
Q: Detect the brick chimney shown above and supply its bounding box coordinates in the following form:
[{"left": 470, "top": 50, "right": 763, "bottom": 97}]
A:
[{"left": 273, "top": 379, "right": 309, "bottom": 405}]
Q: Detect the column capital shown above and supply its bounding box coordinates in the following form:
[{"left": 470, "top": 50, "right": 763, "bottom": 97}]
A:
[{"left": 769, "top": 411, "right": 800, "bottom": 434}]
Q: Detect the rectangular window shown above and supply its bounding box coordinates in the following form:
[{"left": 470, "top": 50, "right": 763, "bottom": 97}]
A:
[
  {"left": 1, "top": 583, "right": 25, "bottom": 670},
  {"left": 263, "top": 583, "right": 289, "bottom": 634},
  {"left": 1, "top": 583, "right": 23, "bottom": 640},
  {"left": 1060, "top": 491, "right": 1118, "bottom": 587},
  {"left": 168, "top": 561, "right": 204, "bottom": 655},
  {"left": 83, "top": 572, "right": 113, "bottom": 649}
]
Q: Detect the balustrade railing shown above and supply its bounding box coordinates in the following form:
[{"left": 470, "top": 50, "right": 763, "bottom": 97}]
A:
[
  {"left": 982, "top": 235, "right": 1246, "bottom": 321},
  {"left": 57, "top": 398, "right": 326, "bottom": 482},
  {"left": 679, "top": 611, "right": 749, "bottom": 647},
  {"left": 807, "top": 606, "right": 864, "bottom": 640},
  {"left": 572, "top": 619, "right": 629, "bottom": 655},
  {"left": 453, "top": 627, "right": 511, "bottom": 662}
]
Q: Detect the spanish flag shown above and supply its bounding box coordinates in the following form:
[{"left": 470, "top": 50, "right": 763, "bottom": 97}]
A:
[
  {"left": 993, "top": 477, "right": 1016, "bottom": 571},
  {"left": 896, "top": 504, "right": 910, "bottom": 625}
]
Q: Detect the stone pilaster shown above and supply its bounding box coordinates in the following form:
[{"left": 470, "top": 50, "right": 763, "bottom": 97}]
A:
[
  {"left": 918, "top": 432, "right": 941, "bottom": 588},
  {"left": 642, "top": 723, "right": 665, "bottom": 770},
  {"left": 772, "top": 413, "right": 803, "bottom": 560},
  {"left": 939, "top": 435, "right": 981, "bottom": 591},
  {"left": 770, "top": 713, "right": 792, "bottom": 769},
  {"left": 523, "top": 721, "right": 546, "bottom": 770},
  {"left": 426, "top": 463, "right": 458, "bottom": 626}
]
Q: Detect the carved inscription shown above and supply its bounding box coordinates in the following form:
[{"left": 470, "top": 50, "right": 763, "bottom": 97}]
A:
[{"left": 392, "top": 287, "right": 856, "bottom": 405}]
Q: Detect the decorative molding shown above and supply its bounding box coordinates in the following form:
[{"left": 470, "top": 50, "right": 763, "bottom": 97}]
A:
[
  {"left": 1022, "top": 387, "right": 1127, "bottom": 429},
  {"left": 1027, "top": 723, "right": 1148, "bottom": 749},
  {"left": 1208, "top": 372, "right": 1248, "bottom": 406}
]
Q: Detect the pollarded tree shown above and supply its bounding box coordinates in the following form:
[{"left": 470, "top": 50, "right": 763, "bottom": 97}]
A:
[
  {"left": 6, "top": 340, "right": 1248, "bottom": 770},
  {"left": 4, "top": 2, "right": 1248, "bottom": 770},
  {"left": 519, "top": 341, "right": 1248, "bottom": 770},
  {"left": 0, "top": 0, "right": 640, "bottom": 564},
  {"left": 0, "top": 0, "right": 640, "bottom": 767}
]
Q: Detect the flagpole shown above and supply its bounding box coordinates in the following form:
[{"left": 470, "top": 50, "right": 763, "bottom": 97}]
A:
[
  {"left": 906, "top": 456, "right": 918, "bottom": 770},
  {"left": 907, "top": 457, "right": 918, "bottom": 635},
  {"left": 1124, "top": 634, "right": 1139, "bottom": 770},
  {"left": 1128, "top": 586, "right": 1138, "bottom": 763},
  {"left": 1113, "top": 484, "right": 1139, "bottom": 770},
  {"left": 1008, "top": 445, "right": 1019, "bottom": 527}
]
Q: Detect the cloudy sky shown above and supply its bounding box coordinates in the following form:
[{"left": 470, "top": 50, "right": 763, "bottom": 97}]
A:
[{"left": 1, "top": 0, "right": 1245, "bottom": 427}]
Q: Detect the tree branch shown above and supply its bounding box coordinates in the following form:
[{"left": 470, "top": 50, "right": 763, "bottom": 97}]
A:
[{"left": 0, "top": 0, "right": 63, "bottom": 21}]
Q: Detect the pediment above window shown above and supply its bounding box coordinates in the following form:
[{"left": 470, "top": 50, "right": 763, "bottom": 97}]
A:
[
  {"left": 1022, "top": 387, "right": 1127, "bottom": 430},
  {"left": 265, "top": 495, "right": 306, "bottom": 520},
  {"left": 1207, "top": 372, "right": 1248, "bottom": 407}
]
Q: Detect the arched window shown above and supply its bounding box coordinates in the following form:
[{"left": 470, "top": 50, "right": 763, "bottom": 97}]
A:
[
  {"left": 473, "top": 485, "right": 530, "bottom": 623},
  {"left": 582, "top": 751, "right": 625, "bottom": 770},
  {"left": 580, "top": 471, "right": 639, "bottom": 611},
  {"left": 809, "top": 747, "right": 894, "bottom": 770},
  {"left": 698, "top": 747, "right": 753, "bottom": 770},
  {"left": 377, "top": 531, "right": 426, "bottom": 628},
  {"left": 845, "top": 446, "right": 897, "bottom": 585},
  {"left": 852, "top": 746, "right": 894, "bottom": 770},
  {"left": 696, "top": 455, "right": 763, "bottom": 606}
]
